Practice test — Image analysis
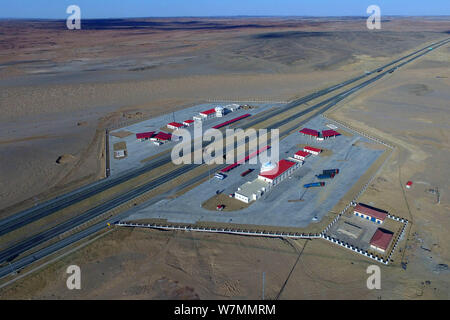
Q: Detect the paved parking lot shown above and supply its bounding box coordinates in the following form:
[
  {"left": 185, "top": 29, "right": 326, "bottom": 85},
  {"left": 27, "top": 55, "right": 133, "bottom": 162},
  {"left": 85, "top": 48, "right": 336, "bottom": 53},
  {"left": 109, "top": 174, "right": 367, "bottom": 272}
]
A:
[
  {"left": 109, "top": 102, "right": 282, "bottom": 176},
  {"left": 125, "top": 115, "right": 385, "bottom": 228}
]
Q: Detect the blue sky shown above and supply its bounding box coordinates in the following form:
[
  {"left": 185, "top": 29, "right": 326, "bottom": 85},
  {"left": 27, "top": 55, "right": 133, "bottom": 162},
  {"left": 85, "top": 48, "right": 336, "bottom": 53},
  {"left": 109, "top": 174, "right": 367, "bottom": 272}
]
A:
[{"left": 1, "top": 0, "right": 449, "bottom": 19}]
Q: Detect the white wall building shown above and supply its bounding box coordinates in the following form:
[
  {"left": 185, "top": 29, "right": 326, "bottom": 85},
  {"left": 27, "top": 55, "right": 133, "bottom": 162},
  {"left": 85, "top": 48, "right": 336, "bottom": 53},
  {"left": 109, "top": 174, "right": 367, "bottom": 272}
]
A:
[
  {"left": 215, "top": 106, "right": 225, "bottom": 118},
  {"left": 234, "top": 179, "right": 270, "bottom": 203}
]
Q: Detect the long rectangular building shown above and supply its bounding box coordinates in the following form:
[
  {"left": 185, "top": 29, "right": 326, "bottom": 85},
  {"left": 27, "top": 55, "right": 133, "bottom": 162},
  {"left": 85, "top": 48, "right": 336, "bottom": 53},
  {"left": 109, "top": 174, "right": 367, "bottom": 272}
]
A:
[
  {"left": 199, "top": 108, "right": 216, "bottom": 119},
  {"left": 304, "top": 146, "right": 322, "bottom": 155},
  {"left": 258, "top": 159, "right": 299, "bottom": 185},
  {"left": 212, "top": 113, "right": 251, "bottom": 129},
  {"left": 353, "top": 203, "right": 388, "bottom": 224},
  {"left": 294, "top": 150, "right": 310, "bottom": 161},
  {"left": 167, "top": 122, "right": 185, "bottom": 130}
]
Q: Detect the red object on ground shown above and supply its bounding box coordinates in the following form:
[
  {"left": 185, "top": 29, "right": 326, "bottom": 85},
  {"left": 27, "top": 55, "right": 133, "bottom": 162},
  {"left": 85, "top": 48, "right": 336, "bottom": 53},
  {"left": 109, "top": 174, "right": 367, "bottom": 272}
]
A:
[
  {"left": 200, "top": 108, "right": 216, "bottom": 116},
  {"left": 354, "top": 203, "right": 388, "bottom": 222},
  {"left": 136, "top": 131, "right": 155, "bottom": 139},
  {"left": 406, "top": 181, "right": 413, "bottom": 188},
  {"left": 212, "top": 113, "right": 251, "bottom": 129},
  {"left": 167, "top": 122, "right": 184, "bottom": 128},
  {"left": 240, "top": 169, "right": 253, "bottom": 177},
  {"left": 258, "top": 159, "right": 296, "bottom": 180},
  {"left": 295, "top": 150, "right": 310, "bottom": 158},
  {"left": 299, "top": 128, "right": 319, "bottom": 137},
  {"left": 321, "top": 129, "right": 341, "bottom": 138},
  {"left": 153, "top": 132, "right": 172, "bottom": 141},
  {"left": 221, "top": 145, "right": 270, "bottom": 173},
  {"left": 304, "top": 146, "right": 322, "bottom": 154},
  {"left": 370, "top": 229, "right": 394, "bottom": 251}
]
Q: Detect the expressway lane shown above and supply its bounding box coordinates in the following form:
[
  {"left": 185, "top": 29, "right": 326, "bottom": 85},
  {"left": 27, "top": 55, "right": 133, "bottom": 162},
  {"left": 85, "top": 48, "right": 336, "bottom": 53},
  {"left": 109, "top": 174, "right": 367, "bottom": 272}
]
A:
[{"left": 1, "top": 37, "right": 447, "bottom": 237}]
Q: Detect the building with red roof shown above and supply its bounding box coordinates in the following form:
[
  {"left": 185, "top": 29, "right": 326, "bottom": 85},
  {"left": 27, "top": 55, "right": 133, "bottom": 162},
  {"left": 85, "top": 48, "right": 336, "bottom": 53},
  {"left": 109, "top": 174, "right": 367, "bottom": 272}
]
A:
[
  {"left": 294, "top": 150, "right": 310, "bottom": 161},
  {"left": 303, "top": 146, "right": 322, "bottom": 155},
  {"left": 167, "top": 122, "right": 185, "bottom": 130},
  {"left": 151, "top": 132, "right": 172, "bottom": 142},
  {"left": 199, "top": 108, "right": 216, "bottom": 119},
  {"left": 258, "top": 159, "right": 299, "bottom": 185},
  {"left": 353, "top": 203, "right": 388, "bottom": 224},
  {"left": 136, "top": 131, "right": 155, "bottom": 141},
  {"left": 370, "top": 228, "right": 394, "bottom": 253},
  {"left": 322, "top": 129, "right": 341, "bottom": 139},
  {"left": 299, "top": 128, "right": 319, "bottom": 137},
  {"left": 183, "top": 119, "right": 195, "bottom": 127},
  {"left": 406, "top": 181, "right": 413, "bottom": 189}
]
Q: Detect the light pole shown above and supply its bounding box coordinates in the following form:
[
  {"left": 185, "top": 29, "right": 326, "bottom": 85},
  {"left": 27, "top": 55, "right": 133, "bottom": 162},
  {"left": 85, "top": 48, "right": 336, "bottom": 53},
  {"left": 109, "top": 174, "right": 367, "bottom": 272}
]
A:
[{"left": 262, "top": 272, "right": 265, "bottom": 300}]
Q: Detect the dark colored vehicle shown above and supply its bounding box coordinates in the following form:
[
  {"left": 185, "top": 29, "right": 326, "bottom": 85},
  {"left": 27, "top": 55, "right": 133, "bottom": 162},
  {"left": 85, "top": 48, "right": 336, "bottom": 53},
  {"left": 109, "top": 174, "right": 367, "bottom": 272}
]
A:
[
  {"left": 304, "top": 182, "right": 325, "bottom": 188},
  {"left": 240, "top": 169, "right": 254, "bottom": 177},
  {"left": 316, "top": 173, "right": 335, "bottom": 179},
  {"left": 323, "top": 169, "right": 339, "bottom": 175}
]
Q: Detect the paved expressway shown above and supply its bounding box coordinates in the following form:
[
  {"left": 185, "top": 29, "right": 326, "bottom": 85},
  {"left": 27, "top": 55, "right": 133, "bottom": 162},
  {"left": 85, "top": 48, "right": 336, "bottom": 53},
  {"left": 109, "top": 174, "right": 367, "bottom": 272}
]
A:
[{"left": 0, "top": 37, "right": 448, "bottom": 279}]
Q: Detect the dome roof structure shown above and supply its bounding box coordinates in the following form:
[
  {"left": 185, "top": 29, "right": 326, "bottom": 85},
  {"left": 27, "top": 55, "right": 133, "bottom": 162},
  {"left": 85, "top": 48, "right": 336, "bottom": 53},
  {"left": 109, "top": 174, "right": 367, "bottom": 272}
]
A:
[{"left": 260, "top": 161, "right": 276, "bottom": 173}]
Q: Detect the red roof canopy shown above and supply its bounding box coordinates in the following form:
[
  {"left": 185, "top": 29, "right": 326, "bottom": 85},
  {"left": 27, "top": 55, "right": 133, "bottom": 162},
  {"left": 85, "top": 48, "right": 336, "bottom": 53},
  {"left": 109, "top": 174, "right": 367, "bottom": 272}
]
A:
[
  {"left": 370, "top": 229, "right": 393, "bottom": 250},
  {"left": 167, "top": 122, "right": 184, "bottom": 128},
  {"left": 322, "top": 129, "right": 341, "bottom": 137},
  {"left": 200, "top": 108, "right": 216, "bottom": 115},
  {"left": 154, "top": 132, "right": 172, "bottom": 141},
  {"left": 221, "top": 145, "right": 270, "bottom": 173},
  {"left": 212, "top": 113, "right": 251, "bottom": 129},
  {"left": 295, "top": 150, "right": 310, "bottom": 158},
  {"left": 136, "top": 131, "right": 155, "bottom": 139},
  {"left": 354, "top": 203, "right": 388, "bottom": 221},
  {"left": 299, "top": 128, "right": 319, "bottom": 137},
  {"left": 259, "top": 159, "right": 296, "bottom": 180},
  {"left": 183, "top": 119, "right": 195, "bottom": 124},
  {"left": 406, "top": 181, "right": 413, "bottom": 186},
  {"left": 304, "top": 146, "right": 322, "bottom": 153}
]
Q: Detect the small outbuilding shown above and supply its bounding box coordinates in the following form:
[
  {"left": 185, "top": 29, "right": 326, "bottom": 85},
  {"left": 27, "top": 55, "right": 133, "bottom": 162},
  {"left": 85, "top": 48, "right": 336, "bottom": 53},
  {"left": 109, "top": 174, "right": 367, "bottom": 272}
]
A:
[
  {"left": 199, "top": 108, "right": 216, "bottom": 119},
  {"left": 183, "top": 119, "right": 195, "bottom": 127},
  {"left": 303, "top": 146, "right": 322, "bottom": 155},
  {"left": 167, "top": 122, "right": 184, "bottom": 130},
  {"left": 294, "top": 150, "right": 310, "bottom": 161},
  {"left": 151, "top": 132, "right": 172, "bottom": 143},
  {"left": 136, "top": 131, "right": 155, "bottom": 141},
  {"left": 370, "top": 228, "right": 394, "bottom": 253}
]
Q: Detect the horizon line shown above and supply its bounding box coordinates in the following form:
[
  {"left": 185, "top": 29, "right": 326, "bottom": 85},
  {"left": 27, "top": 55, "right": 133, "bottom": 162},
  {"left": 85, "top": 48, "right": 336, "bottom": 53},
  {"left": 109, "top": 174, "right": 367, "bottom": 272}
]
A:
[{"left": 1, "top": 14, "right": 450, "bottom": 20}]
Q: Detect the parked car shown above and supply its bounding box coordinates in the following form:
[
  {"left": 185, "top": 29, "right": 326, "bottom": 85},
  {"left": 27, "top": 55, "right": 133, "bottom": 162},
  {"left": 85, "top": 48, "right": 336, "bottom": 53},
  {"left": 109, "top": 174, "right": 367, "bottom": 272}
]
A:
[{"left": 214, "top": 173, "right": 226, "bottom": 180}]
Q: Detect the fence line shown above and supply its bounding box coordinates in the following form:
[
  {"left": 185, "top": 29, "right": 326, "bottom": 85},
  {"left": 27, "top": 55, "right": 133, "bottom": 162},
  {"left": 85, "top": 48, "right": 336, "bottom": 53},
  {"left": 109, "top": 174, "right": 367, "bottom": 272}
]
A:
[{"left": 116, "top": 222, "right": 321, "bottom": 239}]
